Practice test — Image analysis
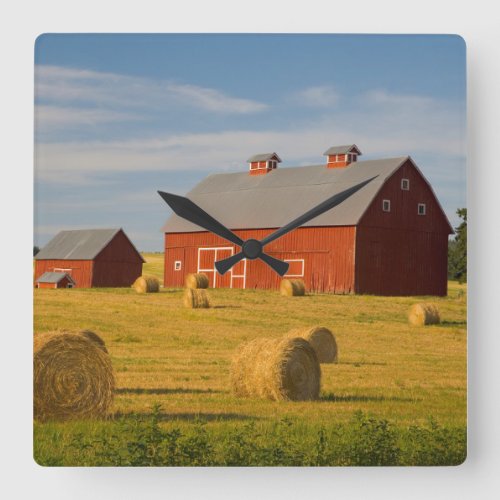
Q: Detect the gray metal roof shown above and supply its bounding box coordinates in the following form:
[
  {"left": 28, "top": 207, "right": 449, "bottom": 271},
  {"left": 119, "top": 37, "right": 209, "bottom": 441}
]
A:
[
  {"left": 161, "top": 156, "right": 412, "bottom": 233},
  {"left": 323, "top": 144, "right": 361, "bottom": 156},
  {"left": 247, "top": 152, "right": 282, "bottom": 162},
  {"left": 35, "top": 228, "right": 145, "bottom": 261},
  {"left": 36, "top": 272, "right": 74, "bottom": 284}
]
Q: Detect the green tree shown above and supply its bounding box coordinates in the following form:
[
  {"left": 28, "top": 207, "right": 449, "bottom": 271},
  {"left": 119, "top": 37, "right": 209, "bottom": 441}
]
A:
[{"left": 448, "top": 208, "right": 467, "bottom": 283}]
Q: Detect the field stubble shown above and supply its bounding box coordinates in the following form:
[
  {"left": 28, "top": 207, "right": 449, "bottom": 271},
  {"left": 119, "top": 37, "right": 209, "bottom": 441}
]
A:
[{"left": 33, "top": 253, "right": 467, "bottom": 465}]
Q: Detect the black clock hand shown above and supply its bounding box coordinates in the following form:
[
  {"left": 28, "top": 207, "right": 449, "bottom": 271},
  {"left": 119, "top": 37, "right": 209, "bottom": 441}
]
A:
[
  {"left": 215, "top": 250, "right": 289, "bottom": 276},
  {"left": 158, "top": 191, "right": 289, "bottom": 275},
  {"left": 214, "top": 176, "right": 378, "bottom": 275},
  {"left": 214, "top": 251, "right": 245, "bottom": 275},
  {"left": 260, "top": 253, "right": 290, "bottom": 275},
  {"left": 260, "top": 176, "right": 378, "bottom": 246},
  {"left": 158, "top": 191, "right": 244, "bottom": 247}
]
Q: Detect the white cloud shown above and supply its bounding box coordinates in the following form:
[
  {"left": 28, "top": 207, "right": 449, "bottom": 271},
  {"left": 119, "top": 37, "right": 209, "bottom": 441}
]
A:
[
  {"left": 35, "top": 104, "right": 143, "bottom": 129},
  {"left": 35, "top": 96, "right": 465, "bottom": 183},
  {"left": 166, "top": 83, "right": 268, "bottom": 113},
  {"left": 292, "top": 85, "right": 340, "bottom": 107},
  {"left": 35, "top": 65, "right": 268, "bottom": 115}
]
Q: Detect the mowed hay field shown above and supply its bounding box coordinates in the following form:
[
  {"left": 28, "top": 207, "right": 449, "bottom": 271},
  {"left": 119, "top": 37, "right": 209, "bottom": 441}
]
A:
[{"left": 33, "top": 253, "right": 467, "bottom": 466}]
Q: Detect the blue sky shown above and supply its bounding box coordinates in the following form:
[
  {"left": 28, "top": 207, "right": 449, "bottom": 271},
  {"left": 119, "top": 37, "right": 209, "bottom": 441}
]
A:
[{"left": 34, "top": 34, "right": 466, "bottom": 251}]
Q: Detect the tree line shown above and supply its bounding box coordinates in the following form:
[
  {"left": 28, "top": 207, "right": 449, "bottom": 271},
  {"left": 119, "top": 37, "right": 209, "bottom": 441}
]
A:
[{"left": 448, "top": 208, "right": 467, "bottom": 283}]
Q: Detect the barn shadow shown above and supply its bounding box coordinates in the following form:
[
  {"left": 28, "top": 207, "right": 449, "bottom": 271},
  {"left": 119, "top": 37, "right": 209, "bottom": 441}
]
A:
[
  {"left": 115, "top": 387, "right": 224, "bottom": 395},
  {"left": 321, "top": 393, "right": 421, "bottom": 403}
]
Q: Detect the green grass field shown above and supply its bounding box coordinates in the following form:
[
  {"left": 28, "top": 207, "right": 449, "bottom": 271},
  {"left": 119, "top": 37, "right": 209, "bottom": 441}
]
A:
[{"left": 33, "top": 253, "right": 467, "bottom": 466}]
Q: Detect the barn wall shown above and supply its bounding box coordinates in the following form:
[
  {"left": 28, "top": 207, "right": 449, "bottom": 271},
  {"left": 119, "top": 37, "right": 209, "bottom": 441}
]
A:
[
  {"left": 359, "top": 159, "right": 452, "bottom": 234},
  {"left": 58, "top": 276, "right": 73, "bottom": 288},
  {"left": 356, "top": 159, "right": 451, "bottom": 296},
  {"left": 34, "top": 260, "right": 93, "bottom": 288},
  {"left": 164, "top": 226, "right": 356, "bottom": 293},
  {"left": 355, "top": 227, "right": 448, "bottom": 296},
  {"left": 92, "top": 261, "right": 143, "bottom": 287},
  {"left": 37, "top": 282, "right": 57, "bottom": 289},
  {"left": 93, "top": 231, "right": 143, "bottom": 287}
]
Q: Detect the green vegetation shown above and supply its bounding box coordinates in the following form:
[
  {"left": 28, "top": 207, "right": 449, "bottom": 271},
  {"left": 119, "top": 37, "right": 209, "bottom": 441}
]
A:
[
  {"left": 34, "top": 406, "right": 466, "bottom": 466},
  {"left": 33, "top": 253, "right": 467, "bottom": 466},
  {"left": 448, "top": 208, "right": 467, "bottom": 283}
]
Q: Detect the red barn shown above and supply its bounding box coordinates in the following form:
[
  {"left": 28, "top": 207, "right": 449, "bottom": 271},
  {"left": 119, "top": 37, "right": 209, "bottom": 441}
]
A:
[
  {"left": 161, "top": 145, "right": 453, "bottom": 296},
  {"left": 34, "top": 228, "right": 145, "bottom": 288},
  {"left": 35, "top": 272, "right": 75, "bottom": 289}
]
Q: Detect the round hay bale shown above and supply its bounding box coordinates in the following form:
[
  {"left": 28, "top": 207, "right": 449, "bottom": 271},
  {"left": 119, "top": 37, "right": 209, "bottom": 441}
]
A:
[
  {"left": 34, "top": 331, "right": 115, "bottom": 422},
  {"left": 183, "top": 288, "right": 210, "bottom": 308},
  {"left": 132, "top": 275, "right": 160, "bottom": 293},
  {"left": 230, "top": 337, "right": 320, "bottom": 401},
  {"left": 280, "top": 279, "right": 306, "bottom": 296},
  {"left": 78, "top": 329, "right": 108, "bottom": 353},
  {"left": 287, "top": 326, "right": 338, "bottom": 363},
  {"left": 185, "top": 273, "right": 209, "bottom": 289},
  {"left": 408, "top": 303, "right": 441, "bottom": 326}
]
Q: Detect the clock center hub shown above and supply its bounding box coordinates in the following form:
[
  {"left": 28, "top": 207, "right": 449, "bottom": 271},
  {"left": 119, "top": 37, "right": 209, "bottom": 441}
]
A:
[{"left": 242, "top": 239, "right": 262, "bottom": 260}]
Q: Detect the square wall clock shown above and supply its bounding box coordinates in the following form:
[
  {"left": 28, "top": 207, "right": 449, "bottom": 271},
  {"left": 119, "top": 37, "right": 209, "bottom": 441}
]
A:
[{"left": 33, "top": 33, "right": 467, "bottom": 466}]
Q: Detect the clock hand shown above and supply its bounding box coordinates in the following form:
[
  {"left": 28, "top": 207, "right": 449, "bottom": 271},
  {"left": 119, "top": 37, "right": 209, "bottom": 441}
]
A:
[
  {"left": 158, "top": 191, "right": 244, "bottom": 247},
  {"left": 215, "top": 176, "right": 377, "bottom": 275},
  {"left": 158, "top": 191, "right": 289, "bottom": 275},
  {"left": 259, "top": 253, "right": 290, "bottom": 276},
  {"left": 260, "top": 176, "right": 378, "bottom": 247},
  {"left": 214, "top": 252, "right": 245, "bottom": 275},
  {"left": 215, "top": 250, "right": 290, "bottom": 276}
]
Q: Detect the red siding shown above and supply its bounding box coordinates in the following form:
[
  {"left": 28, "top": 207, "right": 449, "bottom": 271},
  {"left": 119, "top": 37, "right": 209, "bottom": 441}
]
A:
[
  {"left": 36, "top": 275, "right": 74, "bottom": 289},
  {"left": 355, "top": 227, "right": 448, "bottom": 296},
  {"left": 164, "top": 159, "right": 452, "bottom": 296},
  {"left": 34, "top": 230, "right": 143, "bottom": 288},
  {"left": 93, "top": 230, "right": 143, "bottom": 287},
  {"left": 37, "top": 282, "right": 55, "bottom": 289},
  {"left": 327, "top": 153, "right": 356, "bottom": 168},
  {"left": 359, "top": 160, "right": 452, "bottom": 234},
  {"left": 164, "top": 226, "right": 356, "bottom": 293},
  {"left": 34, "top": 260, "right": 94, "bottom": 288},
  {"left": 249, "top": 161, "right": 272, "bottom": 176},
  {"left": 355, "top": 159, "right": 451, "bottom": 296}
]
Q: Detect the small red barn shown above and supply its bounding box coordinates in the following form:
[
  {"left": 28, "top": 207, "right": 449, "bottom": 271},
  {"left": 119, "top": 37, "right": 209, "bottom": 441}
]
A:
[
  {"left": 34, "top": 228, "right": 145, "bottom": 288},
  {"left": 161, "top": 145, "right": 453, "bottom": 296},
  {"left": 36, "top": 271, "right": 75, "bottom": 289}
]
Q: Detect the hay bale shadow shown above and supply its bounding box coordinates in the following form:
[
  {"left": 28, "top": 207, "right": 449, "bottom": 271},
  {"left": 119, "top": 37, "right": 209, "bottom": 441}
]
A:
[
  {"left": 115, "top": 387, "right": 223, "bottom": 395},
  {"left": 112, "top": 411, "right": 259, "bottom": 422},
  {"left": 321, "top": 393, "right": 421, "bottom": 403}
]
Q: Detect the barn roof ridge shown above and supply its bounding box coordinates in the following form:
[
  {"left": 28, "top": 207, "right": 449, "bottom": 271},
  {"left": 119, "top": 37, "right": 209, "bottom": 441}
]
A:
[
  {"left": 191, "top": 157, "right": 409, "bottom": 195},
  {"left": 323, "top": 144, "right": 362, "bottom": 156},
  {"left": 162, "top": 156, "right": 415, "bottom": 233},
  {"left": 247, "top": 152, "right": 282, "bottom": 162}
]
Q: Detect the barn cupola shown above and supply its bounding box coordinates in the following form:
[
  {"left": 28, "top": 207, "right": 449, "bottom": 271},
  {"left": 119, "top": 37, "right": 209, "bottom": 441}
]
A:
[
  {"left": 247, "top": 152, "right": 282, "bottom": 176},
  {"left": 324, "top": 144, "right": 362, "bottom": 168}
]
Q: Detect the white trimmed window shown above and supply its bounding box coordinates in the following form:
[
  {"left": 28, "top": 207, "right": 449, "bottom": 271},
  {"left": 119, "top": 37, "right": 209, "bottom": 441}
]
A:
[
  {"left": 174, "top": 260, "right": 182, "bottom": 271},
  {"left": 401, "top": 178, "right": 410, "bottom": 190},
  {"left": 418, "top": 203, "right": 426, "bottom": 215},
  {"left": 382, "top": 199, "right": 391, "bottom": 212},
  {"left": 267, "top": 160, "right": 277, "bottom": 169},
  {"left": 283, "top": 259, "right": 305, "bottom": 278}
]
